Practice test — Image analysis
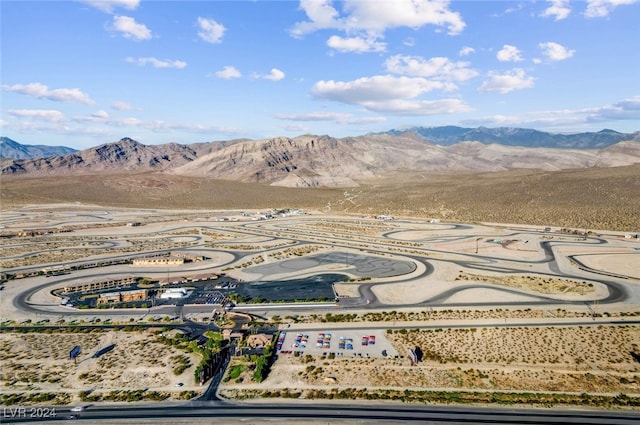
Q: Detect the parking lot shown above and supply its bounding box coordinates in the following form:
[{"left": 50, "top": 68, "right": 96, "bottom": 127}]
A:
[
  {"left": 276, "top": 329, "right": 400, "bottom": 359},
  {"left": 190, "top": 290, "right": 226, "bottom": 305}
]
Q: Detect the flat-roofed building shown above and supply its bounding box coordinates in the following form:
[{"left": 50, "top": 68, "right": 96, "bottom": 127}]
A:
[
  {"left": 160, "top": 288, "right": 190, "bottom": 299},
  {"left": 97, "top": 289, "right": 147, "bottom": 305},
  {"left": 63, "top": 277, "right": 136, "bottom": 294},
  {"left": 132, "top": 256, "right": 184, "bottom": 266}
]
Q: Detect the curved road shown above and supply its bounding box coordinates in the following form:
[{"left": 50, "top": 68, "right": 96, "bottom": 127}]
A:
[{"left": 5, "top": 217, "right": 636, "bottom": 318}]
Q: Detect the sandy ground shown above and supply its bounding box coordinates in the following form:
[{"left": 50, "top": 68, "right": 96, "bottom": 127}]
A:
[
  {"left": 0, "top": 329, "right": 202, "bottom": 403},
  {"left": 575, "top": 253, "right": 640, "bottom": 280},
  {"left": 2, "top": 205, "right": 640, "bottom": 407},
  {"left": 2, "top": 205, "right": 639, "bottom": 313},
  {"left": 220, "top": 324, "right": 640, "bottom": 398}
]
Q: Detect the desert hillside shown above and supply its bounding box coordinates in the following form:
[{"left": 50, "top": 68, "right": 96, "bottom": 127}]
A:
[
  {"left": 155, "top": 135, "right": 640, "bottom": 187},
  {"left": 2, "top": 164, "right": 639, "bottom": 231},
  {"left": 0, "top": 138, "right": 211, "bottom": 176},
  {"left": 3, "top": 134, "right": 640, "bottom": 188}
]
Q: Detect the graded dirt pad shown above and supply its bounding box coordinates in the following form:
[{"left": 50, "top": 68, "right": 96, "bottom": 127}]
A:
[
  {"left": 575, "top": 253, "right": 640, "bottom": 280},
  {"left": 0, "top": 330, "right": 202, "bottom": 403},
  {"left": 220, "top": 325, "right": 640, "bottom": 399}
]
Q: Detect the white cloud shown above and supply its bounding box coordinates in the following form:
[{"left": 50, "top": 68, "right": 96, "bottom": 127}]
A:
[
  {"left": 585, "top": 96, "right": 640, "bottom": 121},
  {"left": 213, "top": 66, "right": 242, "bottom": 79},
  {"left": 363, "top": 98, "right": 472, "bottom": 115},
  {"left": 311, "top": 75, "right": 471, "bottom": 115},
  {"left": 197, "top": 17, "right": 226, "bottom": 44},
  {"left": 81, "top": 0, "right": 139, "bottom": 14},
  {"left": 114, "top": 117, "right": 143, "bottom": 127},
  {"left": 313, "top": 75, "right": 442, "bottom": 103},
  {"left": 111, "top": 101, "right": 133, "bottom": 111},
  {"left": 341, "top": 0, "right": 465, "bottom": 34},
  {"left": 462, "top": 97, "right": 640, "bottom": 129},
  {"left": 74, "top": 110, "right": 112, "bottom": 123},
  {"left": 585, "top": 0, "right": 638, "bottom": 18},
  {"left": 2, "top": 82, "right": 95, "bottom": 105},
  {"left": 8, "top": 109, "right": 65, "bottom": 122},
  {"left": 92, "top": 110, "right": 109, "bottom": 119},
  {"left": 538, "top": 42, "right": 575, "bottom": 61},
  {"left": 2, "top": 110, "right": 245, "bottom": 140},
  {"left": 291, "top": 0, "right": 465, "bottom": 54},
  {"left": 1, "top": 119, "right": 115, "bottom": 139},
  {"left": 502, "top": 3, "right": 526, "bottom": 15},
  {"left": 275, "top": 111, "right": 386, "bottom": 124},
  {"left": 497, "top": 44, "right": 524, "bottom": 62},
  {"left": 385, "top": 55, "right": 478, "bottom": 83},
  {"left": 281, "top": 123, "right": 309, "bottom": 133},
  {"left": 327, "top": 35, "right": 386, "bottom": 53},
  {"left": 126, "top": 57, "right": 187, "bottom": 69},
  {"left": 540, "top": 0, "right": 572, "bottom": 20},
  {"left": 478, "top": 68, "right": 535, "bottom": 93},
  {"left": 112, "top": 15, "right": 152, "bottom": 41},
  {"left": 459, "top": 46, "right": 475, "bottom": 56},
  {"left": 290, "top": 0, "right": 343, "bottom": 37},
  {"left": 262, "top": 68, "right": 286, "bottom": 81}
]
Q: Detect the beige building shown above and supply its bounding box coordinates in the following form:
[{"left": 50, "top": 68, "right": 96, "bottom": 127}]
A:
[
  {"left": 132, "top": 256, "right": 185, "bottom": 266},
  {"left": 97, "top": 289, "right": 147, "bottom": 305},
  {"left": 63, "top": 277, "right": 136, "bottom": 294},
  {"left": 246, "top": 333, "right": 272, "bottom": 348}
]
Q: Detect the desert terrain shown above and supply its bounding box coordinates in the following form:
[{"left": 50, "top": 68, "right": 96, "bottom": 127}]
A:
[
  {"left": 220, "top": 323, "right": 640, "bottom": 405},
  {"left": 0, "top": 204, "right": 639, "bottom": 411},
  {"left": 1, "top": 164, "right": 639, "bottom": 231},
  {"left": 0, "top": 328, "right": 201, "bottom": 405}
]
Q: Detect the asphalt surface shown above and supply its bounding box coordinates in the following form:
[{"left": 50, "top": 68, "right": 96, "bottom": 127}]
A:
[
  {"left": 3, "top": 402, "right": 639, "bottom": 424},
  {"left": 2, "top": 215, "right": 639, "bottom": 425},
  {"left": 7, "top": 215, "right": 636, "bottom": 320}
]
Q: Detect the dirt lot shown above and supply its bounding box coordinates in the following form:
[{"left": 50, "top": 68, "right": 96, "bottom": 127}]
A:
[
  {"left": 0, "top": 329, "right": 203, "bottom": 404},
  {"left": 220, "top": 324, "right": 640, "bottom": 402}
]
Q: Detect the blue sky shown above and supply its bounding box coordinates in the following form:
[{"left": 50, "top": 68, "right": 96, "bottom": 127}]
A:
[{"left": 1, "top": 0, "right": 639, "bottom": 149}]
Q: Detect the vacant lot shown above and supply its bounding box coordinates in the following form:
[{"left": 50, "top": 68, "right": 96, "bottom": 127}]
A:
[
  {"left": 0, "top": 330, "right": 202, "bottom": 404},
  {"left": 220, "top": 324, "right": 640, "bottom": 406}
]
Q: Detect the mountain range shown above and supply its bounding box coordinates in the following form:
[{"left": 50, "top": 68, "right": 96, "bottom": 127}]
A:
[
  {"left": 0, "top": 136, "right": 77, "bottom": 159},
  {"left": 1, "top": 128, "right": 639, "bottom": 188},
  {"left": 382, "top": 126, "right": 640, "bottom": 148}
]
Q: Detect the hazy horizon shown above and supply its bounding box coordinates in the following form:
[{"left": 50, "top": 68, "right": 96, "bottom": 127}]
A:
[{"left": 2, "top": 125, "right": 639, "bottom": 152}]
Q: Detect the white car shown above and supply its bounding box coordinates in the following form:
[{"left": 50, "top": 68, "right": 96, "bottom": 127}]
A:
[
  {"left": 174, "top": 382, "right": 184, "bottom": 387},
  {"left": 70, "top": 406, "right": 84, "bottom": 412}
]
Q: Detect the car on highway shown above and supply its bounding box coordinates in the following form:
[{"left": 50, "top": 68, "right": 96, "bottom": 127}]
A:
[{"left": 70, "top": 406, "right": 84, "bottom": 412}]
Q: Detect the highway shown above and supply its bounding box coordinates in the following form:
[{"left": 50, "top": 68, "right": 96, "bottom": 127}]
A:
[{"left": 3, "top": 402, "right": 639, "bottom": 424}]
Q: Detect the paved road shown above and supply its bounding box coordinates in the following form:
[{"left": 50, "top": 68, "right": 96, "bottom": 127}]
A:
[
  {"left": 3, "top": 402, "right": 639, "bottom": 424},
  {"left": 5, "top": 216, "right": 635, "bottom": 320}
]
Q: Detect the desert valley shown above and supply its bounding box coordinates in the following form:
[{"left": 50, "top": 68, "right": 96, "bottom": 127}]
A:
[{"left": 0, "top": 128, "right": 639, "bottom": 425}]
